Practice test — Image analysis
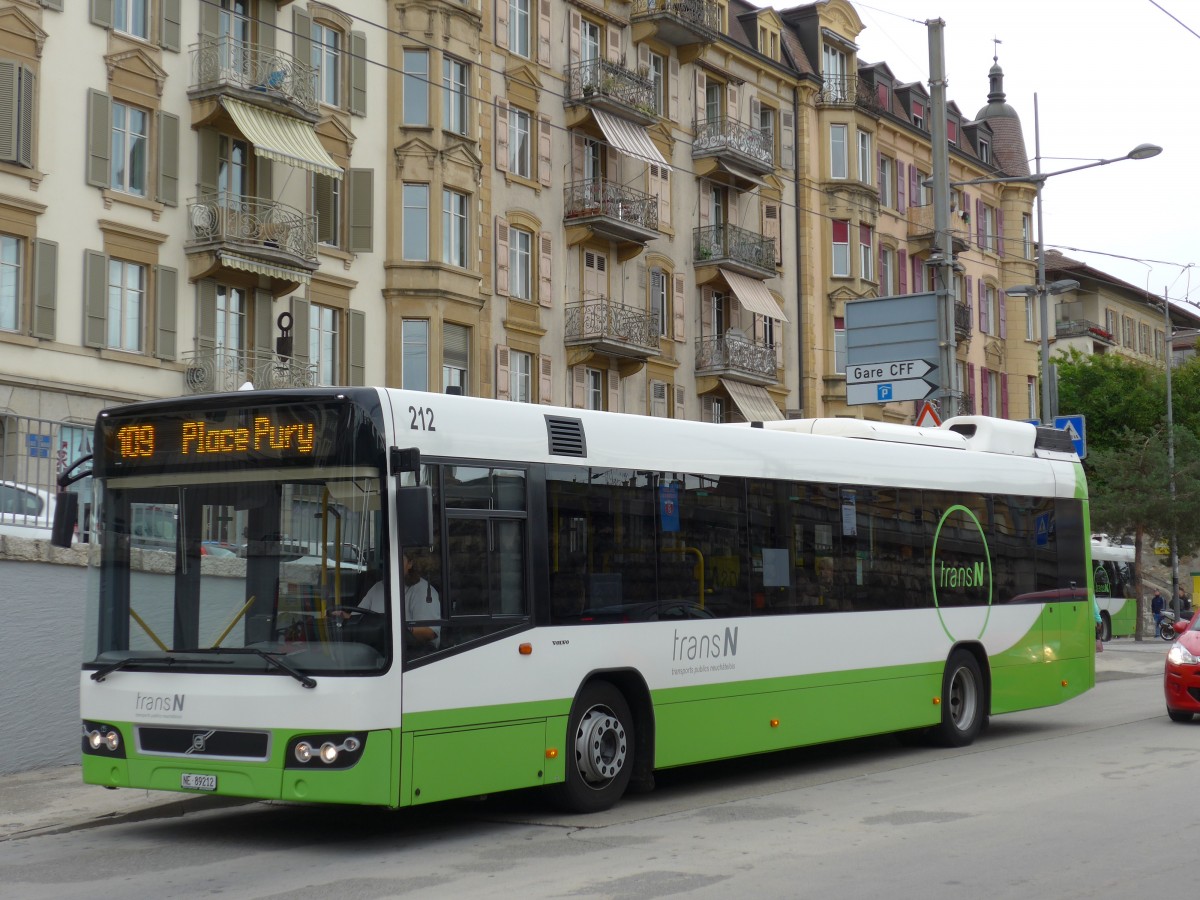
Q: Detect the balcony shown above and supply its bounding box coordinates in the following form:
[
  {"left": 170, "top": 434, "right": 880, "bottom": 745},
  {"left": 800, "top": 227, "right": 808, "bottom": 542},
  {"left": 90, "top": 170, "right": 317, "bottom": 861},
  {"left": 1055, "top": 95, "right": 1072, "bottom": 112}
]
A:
[
  {"left": 695, "top": 333, "right": 778, "bottom": 385},
  {"left": 564, "top": 179, "right": 659, "bottom": 255},
  {"left": 182, "top": 348, "right": 316, "bottom": 395},
  {"left": 1057, "top": 319, "right": 1116, "bottom": 346},
  {"left": 565, "top": 297, "right": 660, "bottom": 359},
  {"left": 816, "top": 74, "right": 882, "bottom": 114},
  {"left": 189, "top": 36, "right": 318, "bottom": 121},
  {"left": 693, "top": 224, "right": 775, "bottom": 279},
  {"left": 907, "top": 204, "right": 969, "bottom": 254},
  {"left": 185, "top": 194, "right": 318, "bottom": 292},
  {"left": 692, "top": 116, "right": 774, "bottom": 178},
  {"left": 954, "top": 302, "right": 972, "bottom": 341},
  {"left": 565, "top": 59, "right": 657, "bottom": 127},
  {"left": 630, "top": 0, "right": 720, "bottom": 49}
]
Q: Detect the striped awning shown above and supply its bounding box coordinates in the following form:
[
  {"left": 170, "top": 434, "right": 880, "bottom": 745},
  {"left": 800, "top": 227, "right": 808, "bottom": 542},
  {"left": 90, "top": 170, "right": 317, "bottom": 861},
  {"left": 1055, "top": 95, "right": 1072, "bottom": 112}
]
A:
[
  {"left": 721, "top": 379, "right": 783, "bottom": 422},
  {"left": 714, "top": 159, "right": 768, "bottom": 189},
  {"left": 721, "top": 268, "right": 789, "bottom": 322},
  {"left": 592, "top": 109, "right": 668, "bottom": 167},
  {"left": 219, "top": 252, "right": 311, "bottom": 285},
  {"left": 222, "top": 97, "right": 342, "bottom": 180}
]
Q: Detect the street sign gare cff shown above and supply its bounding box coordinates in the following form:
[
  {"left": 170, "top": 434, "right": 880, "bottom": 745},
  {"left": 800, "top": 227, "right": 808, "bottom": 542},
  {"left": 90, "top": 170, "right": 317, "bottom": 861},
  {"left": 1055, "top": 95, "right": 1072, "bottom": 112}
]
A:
[{"left": 844, "top": 293, "right": 941, "bottom": 407}]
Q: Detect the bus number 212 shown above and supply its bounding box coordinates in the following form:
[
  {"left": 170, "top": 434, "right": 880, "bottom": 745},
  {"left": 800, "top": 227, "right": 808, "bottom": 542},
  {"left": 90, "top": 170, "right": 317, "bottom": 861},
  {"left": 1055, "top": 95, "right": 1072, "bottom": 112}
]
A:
[{"left": 408, "top": 406, "right": 436, "bottom": 432}]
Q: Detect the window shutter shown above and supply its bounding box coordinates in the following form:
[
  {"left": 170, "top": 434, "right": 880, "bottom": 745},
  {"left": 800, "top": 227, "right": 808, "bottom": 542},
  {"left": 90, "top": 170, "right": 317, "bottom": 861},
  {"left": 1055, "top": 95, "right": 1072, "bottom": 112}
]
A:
[
  {"left": 896, "top": 160, "right": 906, "bottom": 212},
  {"left": 998, "top": 288, "right": 1007, "bottom": 339},
  {"left": 1000, "top": 373, "right": 1009, "bottom": 418},
  {"left": 668, "top": 56, "right": 679, "bottom": 122},
  {"left": 897, "top": 248, "right": 907, "bottom": 294},
  {"left": 699, "top": 180, "right": 711, "bottom": 227},
  {"left": 197, "top": 127, "right": 219, "bottom": 197},
  {"left": 538, "top": 114, "right": 552, "bottom": 186},
  {"left": 495, "top": 99, "right": 509, "bottom": 172},
  {"left": 495, "top": 345, "right": 510, "bottom": 400},
  {"left": 981, "top": 367, "right": 990, "bottom": 415},
  {"left": 606, "top": 25, "right": 621, "bottom": 63},
  {"left": 83, "top": 250, "right": 106, "bottom": 348},
  {"left": 159, "top": 0, "right": 182, "bottom": 52},
  {"left": 996, "top": 208, "right": 1005, "bottom": 257},
  {"left": 568, "top": 9, "right": 580, "bottom": 63},
  {"left": 293, "top": 10, "right": 312, "bottom": 80},
  {"left": 348, "top": 310, "right": 365, "bottom": 386},
  {"left": 32, "top": 239, "right": 57, "bottom": 340},
  {"left": 0, "top": 61, "right": 17, "bottom": 165},
  {"left": 877, "top": 151, "right": 884, "bottom": 202},
  {"left": 495, "top": 217, "right": 510, "bottom": 296},
  {"left": 727, "top": 82, "right": 739, "bottom": 121},
  {"left": 909, "top": 165, "right": 919, "bottom": 205},
  {"left": 773, "top": 315, "right": 784, "bottom": 367},
  {"left": 154, "top": 265, "right": 177, "bottom": 360},
  {"left": 975, "top": 198, "right": 985, "bottom": 247},
  {"left": 156, "top": 111, "right": 179, "bottom": 207},
  {"left": 538, "top": 0, "right": 552, "bottom": 66},
  {"left": 289, "top": 295, "right": 310, "bottom": 365},
  {"left": 673, "top": 272, "right": 685, "bottom": 341},
  {"left": 966, "top": 363, "right": 976, "bottom": 414},
  {"left": 253, "top": 289, "right": 274, "bottom": 354},
  {"left": 694, "top": 68, "right": 705, "bottom": 127},
  {"left": 199, "top": 0, "right": 220, "bottom": 39},
  {"left": 257, "top": 2, "right": 276, "bottom": 50},
  {"left": 538, "top": 231, "right": 553, "bottom": 307},
  {"left": 90, "top": 0, "right": 114, "bottom": 28},
  {"left": 762, "top": 202, "right": 780, "bottom": 265},
  {"left": 350, "top": 31, "right": 367, "bottom": 116},
  {"left": 86, "top": 89, "right": 111, "bottom": 188},
  {"left": 911, "top": 255, "right": 922, "bottom": 292},
  {"left": 607, "top": 370, "right": 620, "bottom": 412},
  {"left": 196, "top": 279, "right": 217, "bottom": 353},
  {"left": 571, "top": 366, "right": 585, "bottom": 407},
  {"left": 313, "top": 174, "right": 336, "bottom": 244},
  {"left": 701, "top": 285, "right": 713, "bottom": 334},
  {"left": 496, "top": 0, "right": 509, "bottom": 50},
  {"left": 674, "top": 384, "right": 686, "bottom": 419},
  {"left": 348, "top": 168, "right": 374, "bottom": 253},
  {"left": 779, "top": 110, "right": 794, "bottom": 169}
]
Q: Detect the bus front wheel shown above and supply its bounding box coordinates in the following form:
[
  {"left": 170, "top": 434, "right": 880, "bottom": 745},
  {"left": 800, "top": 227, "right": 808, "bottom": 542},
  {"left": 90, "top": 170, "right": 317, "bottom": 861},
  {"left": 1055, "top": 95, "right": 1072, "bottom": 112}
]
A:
[
  {"left": 1099, "top": 614, "right": 1112, "bottom": 643},
  {"left": 552, "top": 681, "right": 634, "bottom": 813},
  {"left": 931, "top": 650, "right": 985, "bottom": 747}
]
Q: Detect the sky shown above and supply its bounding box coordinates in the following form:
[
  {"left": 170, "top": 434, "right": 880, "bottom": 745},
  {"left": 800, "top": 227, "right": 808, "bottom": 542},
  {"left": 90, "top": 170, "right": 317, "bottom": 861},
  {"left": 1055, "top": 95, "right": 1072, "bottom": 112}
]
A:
[{"left": 772, "top": 0, "right": 1200, "bottom": 312}]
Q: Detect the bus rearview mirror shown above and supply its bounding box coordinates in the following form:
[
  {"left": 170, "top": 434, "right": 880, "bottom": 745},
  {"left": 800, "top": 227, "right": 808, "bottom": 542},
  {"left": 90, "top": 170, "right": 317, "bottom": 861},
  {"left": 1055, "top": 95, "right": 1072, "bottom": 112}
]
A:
[
  {"left": 396, "top": 485, "right": 433, "bottom": 549},
  {"left": 51, "top": 492, "right": 79, "bottom": 549}
]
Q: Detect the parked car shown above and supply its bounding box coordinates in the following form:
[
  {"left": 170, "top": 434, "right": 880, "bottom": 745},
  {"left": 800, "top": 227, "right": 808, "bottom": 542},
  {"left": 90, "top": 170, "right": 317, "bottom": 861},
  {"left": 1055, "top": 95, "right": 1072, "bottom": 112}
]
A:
[
  {"left": 1164, "top": 610, "right": 1200, "bottom": 721},
  {"left": 0, "top": 481, "right": 56, "bottom": 539},
  {"left": 200, "top": 541, "right": 238, "bottom": 557}
]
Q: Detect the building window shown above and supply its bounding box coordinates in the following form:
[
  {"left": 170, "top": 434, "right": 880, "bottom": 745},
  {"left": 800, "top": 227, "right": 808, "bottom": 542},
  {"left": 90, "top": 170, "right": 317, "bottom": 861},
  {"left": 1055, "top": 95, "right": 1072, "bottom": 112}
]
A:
[
  {"left": 859, "top": 225, "right": 873, "bottom": 281},
  {"left": 0, "top": 235, "right": 21, "bottom": 332},
  {"left": 705, "top": 81, "right": 723, "bottom": 122},
  {"left": 442, "top": 189, "right": 468, "bottom": 269},
  {"left": 218, "top": 134, "right": 248, "bottom": 197},
  {"left": 215, "top": 284, "right": 245, "bottom": 355},
  {"left": 403, "top": 49, "right": 429, "bottom": 126},
  {"left": 759, "top": 105, "right": 775, "bottom": 157},
  {"left": 115, "top": 0, "right": 149, "bottom": 40},
  {"left": 834, "top": 316, "right": 846, "bottom": 373},
  {"left": 443, "top": 57, "right": 469, "bottom": 135},
  {"left": 403, "top": 184, "right": 429, "bottom": 261},
  {"left": 822, "top": 44, "right": 847, "bottom": 101},
  {"left": 916, "top": 169, "right": 930, "bottom": 207},
  {"left": 983, "top": 205, "right": 996, "bottom": 253},
  {"left": 510, "top": 349, "right": 532, "bottom": 402},
  {"left": 1022, "top": 214, "right": 1032, "bottom": 258},
  {"left": 651, "top": 268, "right": 668, "bottom": 337},
  {"left": 403, "top": 319, "right": 429, "bottom": 391},
  {"left": 762, "top": 315, "right": 775, "bottom": 350},
  {"left": 111, "top": 101, "right": 148, "bottom": 197},
  {"left": 106, "top": 259, "right": 145, "bottom": 352},
  {"left": 978, "top": 138, "right": 990, "bottom": 165},
  {"left": 879, "top": 156, "right": 893, "bottom": 208},
  {"left": 310, "top": 305, "right": 340, "bottom": 385},
  {"left": 1026, "top": 296, "right": 1036, "bottom": 341},
  {"left": 509, "top": 107, "right": 531, "bottom": 178},
  {"left": 830, "top": 124, "right": 847, "bottom": 179},
  {"left": 312, "top": 22, "right": 342, "bottom": 107},
  {"left": 832, "top": 220, "right": 850, "bottom": 277},
  {"left": 880, "top": 247, "right": 894, "bottom": 294},
  {"left": 1027, "top": 377, "right": 1037, "bottom": 420},
  {"left": 857, "top": 130, "right": 872, "bottom": 185},
  {"left": 313, "top": 173, "right": 341, "bottom": 246},
  {"left": 443, "top": 323, "right": 469, "bottom": 394},
  {"left": 947, "top": 119, "right": 958, "bottom": 145},
  {"left": 648, "top": 51, "right": 665, "bottom": 116},
  {"left": 509, "top": 0, "right": 531, "bottom": 58},
  {"left": 585, "top": 368, "right": 603, "bottom": 410},
  {"left": 911, "top": 100, "right": 925, "bottom": 130},
  {"left": 509, "top": 226, "right": 532, "bottom": 300},
  {"left": 0, "top": 62, "right": 34, "bottom": 169},
  {"left": 709, "top": 396, "right": 725, "bottom": 424}
]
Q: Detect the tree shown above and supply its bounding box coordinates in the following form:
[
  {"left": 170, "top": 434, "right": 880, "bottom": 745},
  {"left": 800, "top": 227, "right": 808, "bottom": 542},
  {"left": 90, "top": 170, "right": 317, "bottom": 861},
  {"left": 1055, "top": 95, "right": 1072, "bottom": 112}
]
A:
[{"left": 1054, "top": 350, "right": 1163, "bottom": 452}]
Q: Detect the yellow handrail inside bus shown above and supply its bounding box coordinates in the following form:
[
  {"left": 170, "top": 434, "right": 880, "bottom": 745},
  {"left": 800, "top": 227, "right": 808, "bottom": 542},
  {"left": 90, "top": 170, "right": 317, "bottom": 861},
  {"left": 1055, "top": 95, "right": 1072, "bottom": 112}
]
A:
[
  {"left": 129, "top": 607, "right": 168, "bottom": 652},
  {"left": 211, "top": 596, "right": 257, "bottom": 649},
  {"left": 661, "top": 545, "right": 705, "bottom": 608}
]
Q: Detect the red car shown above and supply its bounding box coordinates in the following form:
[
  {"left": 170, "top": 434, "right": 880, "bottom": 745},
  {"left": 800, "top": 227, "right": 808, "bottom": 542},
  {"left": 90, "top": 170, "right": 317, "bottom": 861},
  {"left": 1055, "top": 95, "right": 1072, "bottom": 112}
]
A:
[{"left": 1164, "top": 610, "right": 1200, "bottom": 722}]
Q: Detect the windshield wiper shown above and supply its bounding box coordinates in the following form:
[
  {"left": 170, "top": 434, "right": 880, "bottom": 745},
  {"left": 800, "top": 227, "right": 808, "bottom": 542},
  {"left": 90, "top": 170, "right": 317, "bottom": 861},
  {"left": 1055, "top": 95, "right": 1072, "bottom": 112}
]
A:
[
  {"left": 187, "top": 648, "right": 318, "bottom": 689},
  {"left": 90, "top": 656, "right": 191, "bottom": 682}
]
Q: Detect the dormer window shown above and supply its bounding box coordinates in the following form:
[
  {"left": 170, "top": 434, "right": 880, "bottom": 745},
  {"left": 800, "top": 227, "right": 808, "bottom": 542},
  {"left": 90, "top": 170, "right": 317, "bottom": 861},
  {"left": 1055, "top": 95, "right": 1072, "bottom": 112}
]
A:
[
  {"left": 947, "top": 119, "right": 958, "bottom": 145},
  {"left": 978, "top": 137, "right": 990, "bottom": 164},
  {"left": 911, "top": 100, "right": 925, "bottom": 129}
]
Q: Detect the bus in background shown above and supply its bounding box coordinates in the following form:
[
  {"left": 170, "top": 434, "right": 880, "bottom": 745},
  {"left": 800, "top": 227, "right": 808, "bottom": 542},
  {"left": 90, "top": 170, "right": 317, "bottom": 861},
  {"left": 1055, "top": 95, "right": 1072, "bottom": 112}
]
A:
[
  {"left": 1091, "top": 535, "right": 1137, "bottom": 640},
  {"left": 61, "top": 389, "right": 1094, "bottom": 813}
]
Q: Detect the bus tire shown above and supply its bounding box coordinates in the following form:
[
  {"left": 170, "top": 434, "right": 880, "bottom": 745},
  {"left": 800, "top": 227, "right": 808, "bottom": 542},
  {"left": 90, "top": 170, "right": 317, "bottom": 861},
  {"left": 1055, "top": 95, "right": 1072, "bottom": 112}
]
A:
[
  {"left": 1100, "top": 614, "right": 1112, "bottom": 643},
  {"left": 551, "top": 681, "right": 634, "bottom": 813},
  {"left": 931, "top": 650, "right": 984, "bottom": 747}
]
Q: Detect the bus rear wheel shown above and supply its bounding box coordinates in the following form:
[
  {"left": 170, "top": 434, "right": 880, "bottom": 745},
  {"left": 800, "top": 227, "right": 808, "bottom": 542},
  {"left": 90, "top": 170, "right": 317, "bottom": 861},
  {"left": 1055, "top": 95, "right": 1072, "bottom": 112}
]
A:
[
  {"left": 552, "top": 681, "right": 634, "bottom": 813},
  {"left": 931, "top": 650, "right": 985, "bottom": 747},
  {"left": 1100, "top": 614, "right": 1112, "bottom": 642}
]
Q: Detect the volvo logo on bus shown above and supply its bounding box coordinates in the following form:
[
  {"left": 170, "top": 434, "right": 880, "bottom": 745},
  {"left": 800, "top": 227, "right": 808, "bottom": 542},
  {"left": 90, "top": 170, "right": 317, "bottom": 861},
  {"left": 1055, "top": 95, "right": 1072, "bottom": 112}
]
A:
[{"left": 931, "top": 505, "right": 993, "bottom": 641}]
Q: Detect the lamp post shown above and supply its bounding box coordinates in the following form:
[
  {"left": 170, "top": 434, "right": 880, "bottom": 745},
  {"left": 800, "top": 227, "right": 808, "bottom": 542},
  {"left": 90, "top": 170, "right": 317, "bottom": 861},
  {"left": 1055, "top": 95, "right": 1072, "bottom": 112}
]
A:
[
  {"left": 1163, "top": 308, "right": 1200, "bottom": 608},
  {"left": 947, "top": 93, "right": 1161, "bottom": 422}
]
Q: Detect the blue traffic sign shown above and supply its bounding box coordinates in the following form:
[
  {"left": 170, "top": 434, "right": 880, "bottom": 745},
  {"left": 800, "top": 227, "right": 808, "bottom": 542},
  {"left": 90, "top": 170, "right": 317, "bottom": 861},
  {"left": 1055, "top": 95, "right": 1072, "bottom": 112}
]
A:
[{"left": 1053, "top": 415, "right": 1086, "bottom": 459}]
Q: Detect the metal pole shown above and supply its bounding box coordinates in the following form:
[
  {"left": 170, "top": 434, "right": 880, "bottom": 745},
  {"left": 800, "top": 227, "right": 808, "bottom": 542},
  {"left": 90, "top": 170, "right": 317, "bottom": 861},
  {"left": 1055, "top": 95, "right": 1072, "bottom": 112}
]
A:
[
  {"left": 1033, "top": 94, "right": 1051, "bottom": 423},
  {"left": 1165, "top": 287, "right": 1178, "bottom": 604},
  {"left": 928, "top": 19, "right": 957, "bottom": 415}
]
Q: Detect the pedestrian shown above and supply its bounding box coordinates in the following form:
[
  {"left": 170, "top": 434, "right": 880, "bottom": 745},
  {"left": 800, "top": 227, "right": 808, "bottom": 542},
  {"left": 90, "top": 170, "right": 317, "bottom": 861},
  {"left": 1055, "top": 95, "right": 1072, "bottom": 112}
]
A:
[
  {"left": 1152, "top": 588, "right": 1166, "bottom": 629},
  {"left": 1177, "top": 585, "right": 1192, "bottom": 619}
]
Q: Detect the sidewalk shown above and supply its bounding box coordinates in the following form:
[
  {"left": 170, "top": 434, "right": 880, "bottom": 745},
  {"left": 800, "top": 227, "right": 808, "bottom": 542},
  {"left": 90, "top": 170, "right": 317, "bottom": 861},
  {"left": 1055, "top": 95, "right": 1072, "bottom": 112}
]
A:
[{"left": 0, "top": 639, "right": 1169, "bottom": 841}]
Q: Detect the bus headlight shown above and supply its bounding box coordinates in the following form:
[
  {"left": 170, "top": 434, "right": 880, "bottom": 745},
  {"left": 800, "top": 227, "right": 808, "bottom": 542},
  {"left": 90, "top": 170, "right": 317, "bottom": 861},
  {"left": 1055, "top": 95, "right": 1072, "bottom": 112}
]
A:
[
  {"left": 285, "top": 733, "right": 367, "bottom": 769},
  {"left": 81, "top": 721, "right": 126, "bottom": 758},
  {"left": 319, "top": 742, "right": 339, "bottom": 764},
  {"left": 294, "top": 741, "right": 315, "bottom": 763}
]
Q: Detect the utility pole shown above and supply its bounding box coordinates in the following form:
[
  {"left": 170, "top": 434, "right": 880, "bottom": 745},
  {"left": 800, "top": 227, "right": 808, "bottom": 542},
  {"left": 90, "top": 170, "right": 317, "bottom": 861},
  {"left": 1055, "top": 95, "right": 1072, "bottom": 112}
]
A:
[{"left": 927, "top": 20, "right": 957, "bottom": 416}]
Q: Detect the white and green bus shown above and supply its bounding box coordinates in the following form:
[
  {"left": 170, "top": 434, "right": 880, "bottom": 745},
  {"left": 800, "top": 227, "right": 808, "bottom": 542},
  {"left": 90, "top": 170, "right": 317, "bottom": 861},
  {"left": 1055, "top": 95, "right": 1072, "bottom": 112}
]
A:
[
  {"left": 1091, "top": 536, "right": 1137, "bottom": 640},
  {"left": 68, "top": 388, "right": 1094, "bottom": 813}
]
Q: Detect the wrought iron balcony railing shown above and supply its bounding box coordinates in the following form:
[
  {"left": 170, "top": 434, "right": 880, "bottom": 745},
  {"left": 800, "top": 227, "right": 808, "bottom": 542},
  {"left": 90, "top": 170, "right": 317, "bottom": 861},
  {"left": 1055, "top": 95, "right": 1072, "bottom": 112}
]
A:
[
  {"left": 565, "top": 58, "right": 656, "bottom": 117},
  {"left": 692, "top": 116, "right": 774, "bottom": 169},
  {"left": 1057, "top": 319, "right": 1115, "bottom": 343},
  {"left": 564, "top": 179, "right": 659, "bottom": 232},
  {"left": 565, "top": 297, "right": 660, "bottom": 353},
  {"left": 630, "top": 0, "right": 722, "bottom": 35},
  {"left": 816, "top": 74, "right": 881, "bottom": 112},
  {"left": 954, "top": 302, "right": 972, "bottom": 339},
  {"left": 187, "top": 194, "right": 318, "bottom": 265},
  {"left": 183, "top": 348, "right": 317, "bottom": 394},
  {"left": 693, "top": 223, "right": 775, "bottom": 275},
  {"left": 190, "top": 36, "right": 318, "bottom": 115},
  {"left": 695, "top": 333, "right": 778, "bottom": 380}
]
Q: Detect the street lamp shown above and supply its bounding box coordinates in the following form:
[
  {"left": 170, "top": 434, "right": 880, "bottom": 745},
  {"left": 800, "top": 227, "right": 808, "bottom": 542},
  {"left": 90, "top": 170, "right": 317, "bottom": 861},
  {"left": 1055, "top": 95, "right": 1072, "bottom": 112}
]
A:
[{"left": 947, "top": 94, "right": 1161, "bottom": 422}]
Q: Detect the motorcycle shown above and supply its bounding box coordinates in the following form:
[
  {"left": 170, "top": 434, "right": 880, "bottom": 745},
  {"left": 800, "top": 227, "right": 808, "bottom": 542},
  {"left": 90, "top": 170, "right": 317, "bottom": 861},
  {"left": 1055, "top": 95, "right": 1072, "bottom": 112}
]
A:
[{"left": 1160, "top": 608, "right": 1184, "bottom": 641}]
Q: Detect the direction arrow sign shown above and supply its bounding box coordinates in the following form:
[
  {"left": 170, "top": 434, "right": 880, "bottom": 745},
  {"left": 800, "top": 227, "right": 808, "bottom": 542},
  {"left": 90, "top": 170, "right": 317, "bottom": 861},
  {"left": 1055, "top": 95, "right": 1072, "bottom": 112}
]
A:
[
  {"left": 846, "top": 377, "right": 938, "bottom": 405},
  {"left": 845, "top": 359, "right": 938, "bottom": 385}
]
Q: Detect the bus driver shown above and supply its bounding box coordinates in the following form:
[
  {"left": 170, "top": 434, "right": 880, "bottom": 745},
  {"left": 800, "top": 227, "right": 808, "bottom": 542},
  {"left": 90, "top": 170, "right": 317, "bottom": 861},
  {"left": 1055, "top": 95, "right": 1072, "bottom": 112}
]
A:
[{"left": 358, "top": 553, "right": 441, "bottom": 649}]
